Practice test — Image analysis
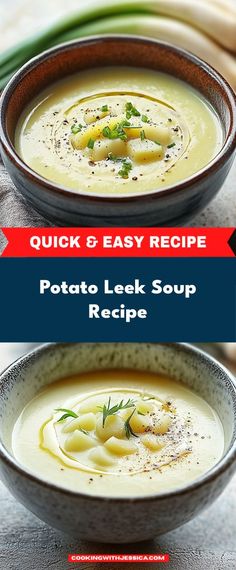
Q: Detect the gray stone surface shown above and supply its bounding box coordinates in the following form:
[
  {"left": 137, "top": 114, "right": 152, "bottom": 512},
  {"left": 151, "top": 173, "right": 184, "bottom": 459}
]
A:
[{"left": 0, "top": 476, "right": 235, "bottom": 569}]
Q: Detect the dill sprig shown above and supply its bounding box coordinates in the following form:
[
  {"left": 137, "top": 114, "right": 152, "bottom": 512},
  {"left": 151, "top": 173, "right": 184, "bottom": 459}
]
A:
[
  {"left": 98, "top": 396, "right": 136, "bottom": 427},
  {"left": 55, "top": 408, "right": 78, "bottom": 422},
  {"left": 79, "top": 427, "right": 89, "bottom": 435},
  {"left": 124, "top": 409, "right": 138, "bottom": 439}
]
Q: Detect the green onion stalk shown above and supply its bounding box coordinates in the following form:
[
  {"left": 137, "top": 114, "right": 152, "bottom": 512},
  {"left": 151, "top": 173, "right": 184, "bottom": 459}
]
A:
[
  {"left": 0, "top": 0, "right": 236, "bottom": 91},
  {"left": 0, "top": 2, "right": 155, "bottom": 82}
]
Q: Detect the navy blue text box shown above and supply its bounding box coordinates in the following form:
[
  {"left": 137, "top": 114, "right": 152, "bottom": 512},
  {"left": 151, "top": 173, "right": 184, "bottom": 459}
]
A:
[{"left": 0, "top": 257, "right": 235, "bottom": 341}]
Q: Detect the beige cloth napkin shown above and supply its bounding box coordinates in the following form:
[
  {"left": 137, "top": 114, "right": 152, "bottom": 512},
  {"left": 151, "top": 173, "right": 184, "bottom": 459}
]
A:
[{"left": 0, "top": 162, "right": 51, "bottom": 226}]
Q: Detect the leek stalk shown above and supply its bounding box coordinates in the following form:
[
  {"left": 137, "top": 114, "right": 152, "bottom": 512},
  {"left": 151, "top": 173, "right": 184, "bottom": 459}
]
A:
[{"left": 0, "top": 0, "right": 236, "bottom": 91}]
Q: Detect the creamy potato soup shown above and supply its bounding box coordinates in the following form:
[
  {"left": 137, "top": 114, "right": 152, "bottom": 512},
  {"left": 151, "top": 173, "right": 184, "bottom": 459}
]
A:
[
  {"left": 12, "top": 370, "right": 224, "bottom": 497},
  {"left": 15, "top": 68, "right": 222, "bottom": 196}
]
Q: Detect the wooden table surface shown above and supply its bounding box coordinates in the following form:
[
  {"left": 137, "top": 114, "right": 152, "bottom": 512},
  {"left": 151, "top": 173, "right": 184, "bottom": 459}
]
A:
[{"left": 0, "top": 344, "right": 235, "bottom": 569}]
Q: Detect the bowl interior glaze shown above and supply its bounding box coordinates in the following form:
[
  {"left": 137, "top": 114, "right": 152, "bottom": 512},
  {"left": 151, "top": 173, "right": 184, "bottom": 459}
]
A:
[{"left": 2, "top": 36, "right": 236, "bottom": 166}]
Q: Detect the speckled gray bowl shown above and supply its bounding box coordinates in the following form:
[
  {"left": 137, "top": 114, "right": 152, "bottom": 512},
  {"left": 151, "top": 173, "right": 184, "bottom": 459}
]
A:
[{"left": 0, "top": 343, "right": 236, "bottom": 543}]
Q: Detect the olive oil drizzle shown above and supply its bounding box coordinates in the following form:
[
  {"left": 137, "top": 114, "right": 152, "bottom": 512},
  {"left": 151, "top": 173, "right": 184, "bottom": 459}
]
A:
[{"left": 64, "top": 90, "right": 176, "bottom": 117}]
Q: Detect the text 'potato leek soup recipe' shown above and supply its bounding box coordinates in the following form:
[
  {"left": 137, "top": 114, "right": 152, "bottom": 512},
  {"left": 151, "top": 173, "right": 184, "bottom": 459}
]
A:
[
  {"left": 16, "top": 67, "right": 222, "bottom": 195},
  {"left": 12, "top": 369, "right": 224, "bottom": 497}
]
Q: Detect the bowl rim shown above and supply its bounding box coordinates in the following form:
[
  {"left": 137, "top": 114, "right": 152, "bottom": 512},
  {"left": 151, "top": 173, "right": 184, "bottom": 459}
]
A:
[
  {"left": 0, "top": 341, "right": 236, "bottom": 504},
  {"left": 0, "top": 34, "right": 236, "bottom": 205}
]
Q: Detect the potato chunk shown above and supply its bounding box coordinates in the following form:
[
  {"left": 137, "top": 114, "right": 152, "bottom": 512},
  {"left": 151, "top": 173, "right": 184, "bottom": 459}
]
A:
[
  {"left": 96, "top": 414, "right": 125, "bottom": 442},
  {"left": 123, "top": 124, "right": 171, "bottom": 146},
  {"left": 144, "top": 124, "right": 172, "bottom": 145},
  {"left": 71, "top": 115, "right": 124, "bottom": 149},
  {"left": 89, "top": 446, "right": 116, "bottom": 467},
  {"left": 123, "top": 126, "right": 143, "bottom": 140},
  {"left": 136, "top": 400, "right": 154, "bottom": 415},
  {"left": 63, "top": 413, "right": 96, "bottom": 433},
  {"left": 152, "top": 412, "right": 172, "bottom": 435},
  {"left": 89, "top": 139, "right": 127, "bottom": 162},
  {"left": 105, "top": 436, "right": 137, "bottom": 456},
  {"left": 64, "top": 430, "right": 96, "bottom": 452},
  {"left": 127, "top": 139, "right": 164, "bottom": 163},
  {"left": 84, "top": 109, "right": 109, "bottom": 125},
  {"left": 141, "top": 434, "right": 165, "bottom": 451},
  {"left": 78, "top": 413, "right": 96, "bottom": 431},
  {"left": 129, "top": 411, "right": 151, "bottom": 434},
  {"left": 78, "top": 397, "right": 104, "bottom": 414}
]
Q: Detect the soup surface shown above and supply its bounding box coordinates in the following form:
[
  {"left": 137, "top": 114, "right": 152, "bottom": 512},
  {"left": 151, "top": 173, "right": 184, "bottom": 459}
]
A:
[
  {"left": 12, "top": 370, "right": 224, "bottom": 497},
  {"left": 15, "top": 67, "right": 222, "bottom": 196}
]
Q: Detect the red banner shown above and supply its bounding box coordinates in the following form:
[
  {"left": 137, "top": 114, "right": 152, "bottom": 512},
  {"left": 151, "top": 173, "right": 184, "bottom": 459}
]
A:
[{"left": 1, "top": 228, "right": 235, "bottom": 257}]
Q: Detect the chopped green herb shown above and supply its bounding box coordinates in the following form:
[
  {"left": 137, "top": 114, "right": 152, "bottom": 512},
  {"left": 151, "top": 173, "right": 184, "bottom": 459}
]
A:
[
  {"left": 102, "top": 120, "right": 131, "bottom": 142},
  {"left": 108, "top": 153, "right": 133, "bottom": 179},
  {"left": 79, "top": 428, "right": 89, "bottom": 435},
  {"left": 124, "top": 409, "right": 138, "bottom": 439},
  {"left": 140, "top": 129, "right": 146, "bottom": 141},
  {"left": 71, "top": 123, "right": 83, "bottom": 134},
  {"left": 108, "top": 153, "right": 125, "bottom": 163},
  {"left": 103, "top": 126, "right": 111, "bottom": 138},
  {"left": 118, "top": 159, "right": 133, "bottom": 179},
  {"left": 126, "top": 102, "right": 133, "bottom": 111},
  {"left": 119, "top": 119, "right": 131, "bottom": 128},
  {"left": 87, "top": 138, "right": 95, "bottom": 149},
  {"left": 125, "top": 101, "right": 141, "bottom": 119},
  {"left": 108, "top": 153, "right": 127, "bottom": 163},
  {"left": 101, "top": 104, "right": 108, "bottom": 112},
  {"left": 137, "top": 411, "right": 145, "bottom": 416},
  {"left": 132, "top": 108, "right": 141, "bottom": 116},
  {"left": 167, "top": 142, "right": 176, "bottom": 149},
  {"left": 98, "top": 397, "right": 136, "bottom": 427},
  {"left": 155, "top": 141, "right": 161, "bottom": 146},
  {"left": 56, "top": 408, "right": 78, "bottom": 422},
  {"left": 141, "top": 114, "right": 149, "bottom": 123},
  {"left": 108, "top": 152, "right": 118, "bottom": 162}
]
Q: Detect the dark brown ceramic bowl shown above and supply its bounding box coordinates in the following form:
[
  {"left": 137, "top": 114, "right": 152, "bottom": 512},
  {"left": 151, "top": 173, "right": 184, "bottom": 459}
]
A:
[
  {"left": 0, "top": 343, "right": 236, "bottom": 543},
  {"left": 0, "top": 36, "right": 236, "bottom": 227}
]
